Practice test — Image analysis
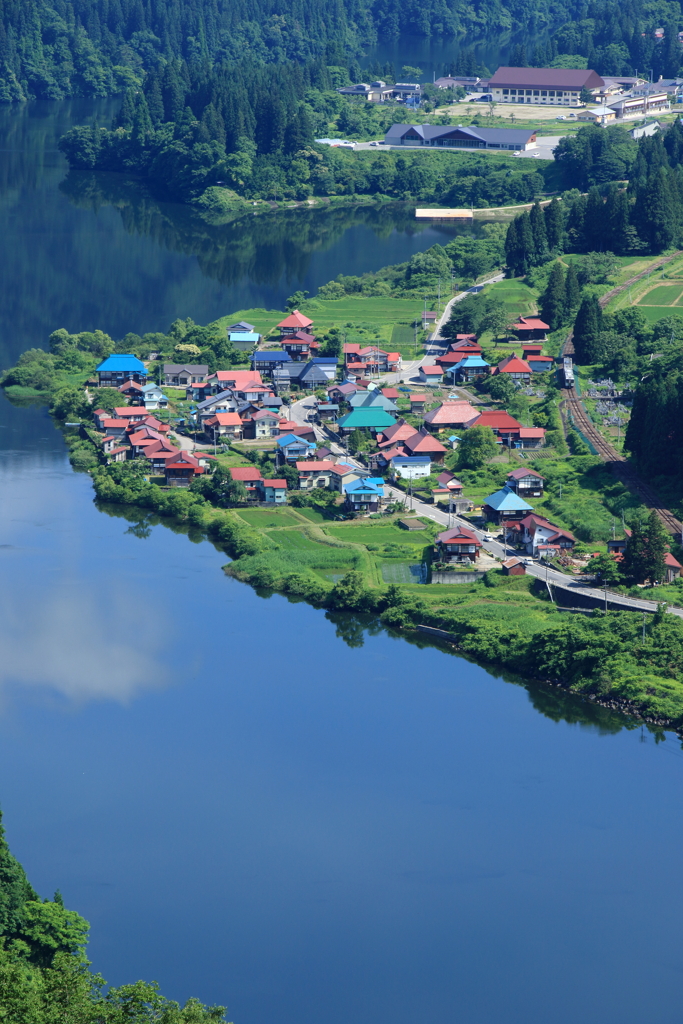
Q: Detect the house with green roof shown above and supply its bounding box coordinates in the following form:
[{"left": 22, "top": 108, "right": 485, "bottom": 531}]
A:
[{"left": 337, "top": 408, "right": 397, "bottom": 435}]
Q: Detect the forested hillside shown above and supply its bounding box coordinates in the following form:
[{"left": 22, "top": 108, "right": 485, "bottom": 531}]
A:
[{"left": 5, "top": 0, "right": 683, "bottom": 102}]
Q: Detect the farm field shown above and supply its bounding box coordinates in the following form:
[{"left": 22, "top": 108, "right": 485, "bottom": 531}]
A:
[
  {"left": 236, "top": 508, "right": 306, "bottom": 528},
  {"left": 637, "top": 284, "right": 683, "bottom": 306},
  {"left": 215, "top": 296, "right": 433, "bottom": 357}
]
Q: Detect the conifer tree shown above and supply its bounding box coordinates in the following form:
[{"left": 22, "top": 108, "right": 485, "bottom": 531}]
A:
[
  {"left": 504, "top": 218, "right": 521, "bottom": 276},
  {"left": 565, "top": 263, "right": 581, "bottom": 313},
  {"left": 622, "top": 511, "right": 668, "bottom": 584},
  {"left": 605, "top": 188, "right": 631, "bottom": 254},
  {"left": 581, "top": 187, "right": 605, "bottom": 251},
  {"left": 544, "top": 196, "right": 563, "bottom": 251},
  {"left": 640, "top": 168, "right": 677, "bottom": 252},
  {"left": 539, "top": 261, "right": 567, "bottom": 330},
  {"left": 529, "top": 201, "right": 548, "bottom": 263},
  {"left": 573, "top": 294, "right": 603, "bottom": 364},
  {"left": 146, "top": 76, "right": 165, "bottom": 125}
]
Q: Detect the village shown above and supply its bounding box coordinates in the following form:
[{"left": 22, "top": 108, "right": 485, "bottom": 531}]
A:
[{"left": 86, "top": 303, "right": 683, "bottom": 594}]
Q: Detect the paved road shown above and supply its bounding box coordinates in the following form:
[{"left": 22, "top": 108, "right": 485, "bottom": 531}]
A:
[
  {"left": 383, "top": 482, "right": 683, "bottom": 617},
  {"left": 432, "top": 272, "right": 505, "bottom": 341}
]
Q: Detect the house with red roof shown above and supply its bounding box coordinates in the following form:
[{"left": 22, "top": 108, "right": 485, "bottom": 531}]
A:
[
  {"left": 113, "top": 407, "right": 149, "bottom": 424},
  {"left": 277, "top": 310, "right": 314, "bottom": 336},
  {"left": 164, "top": 451, "right": 204, "bottom": 487},
  {"left": 99, "top": 418, "right": 128, "bottom": 437},
  {"left": 377, "top": 421, "right": 418, "bottom": 449},
  {"left": 423, "top": 399, "right": 478, "bottom": 432},
  {"left": 436, "top": 470, "right": 463, "bottom": 494},
  {"left": 521, "top": 343, "right": 544, "bottom": 357},
  {"left": 419, "top": 363, "right": 444, "bottom": 385},
  {"left": 343, "top": 344, "right": 402, "bottom": 373},
  {"left": 207, "top": 370, "right": 264, "bottom": 391},
  {"left": 511, "top": 316, "right": 549, "bottom": 341},
  {"left": 257, "top": 479, "right": 288, "bottom": 504},
  {"left": 665, "top": 553, "right": 682, "bottom": 582},
  {"left": 203, "top": 412, "right": 243, "bottom": 441},
  {"left": 464, "top": 410, "right": 522, "bottom": 445},
  {"left": 518, "top": 513, "right": 576, "bottom": 555},
  {"left": 118, "top": 380, "right": 144, "bottom": 402},
  {"left": 515, "top": 427, "right": 546, "bottom": 449},
  {"left": 527, "top": 354, "right": 554, "bottom": 373},
  {"left": 281, "top": 331, "right": 318, "bottom": 360},
  {"left": 409, "top": 394, "right": 428, "bottom": 414},
  {"left": 296, "top": 460, "right": 337, "bottom": 489},
  {"left": 435, "top": 526, "right": 482, "bottom": 564},
  {"left": 249, "top": 408, "right": 281, "bottom": 439},
  {"left": 403, "top": 427, "right": 447, "bottom": 463},
  {"left": 496, "top": 355, "right": 532, "bottom": 383},
  {"left": 230, "top": 465, "right": 263, "bottom": 499},
  {"left": 506, "top": 468, "right": 544, "bottom": 497},
  {"left": 450, "top": 339, "right": 482, "bottom": 354}
]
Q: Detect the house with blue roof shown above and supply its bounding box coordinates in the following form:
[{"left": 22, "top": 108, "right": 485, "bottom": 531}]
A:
[
  {"left": 251, "top": 350, "right": 291, "bottom": 376},
  {"left": 390, "top": 455, "right": 432, "bottom": 481},
  {"left": 482, "top": 486, "right": 534, "bottom": 525},
  {"left": 447, "top": 356, "right": 490, "bottom": 384},
  {"left": 345, "top": 477, "right": 385, "bottom": 513},
  {"left": 96, "top": 354, "right": 148, "bottom": 387},
  {"left": 276, "top": 433, "right": 316, "bottom": 464},
  {"left": 229, "top": 330, "right": 260, "bottom": 352},
  {"left": 349, "top": 390, "right": 398, "bottom": 413}
]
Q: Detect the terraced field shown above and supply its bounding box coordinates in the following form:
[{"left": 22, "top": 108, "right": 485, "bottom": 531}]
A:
[{"left": 636, "top": 279, "right": 683, "bottom": 322}]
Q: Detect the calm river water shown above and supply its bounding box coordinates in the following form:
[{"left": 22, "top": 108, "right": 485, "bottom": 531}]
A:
[{"left": 0, "top": 100, "right": 682, "bottom": 1024}]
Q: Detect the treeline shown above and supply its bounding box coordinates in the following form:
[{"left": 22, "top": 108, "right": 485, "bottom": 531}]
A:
[
  {"left": 58, "top": 57, "right": 550, "bottom": 203},
  {"left": 0, "top": 810, "right": 226, "bottom": 1021},
  {"left": 625, "top": 348, "right": 683, "bottom": 480},
  {"left": 0, "top": 0, "right": 373, "bottom": 102}
]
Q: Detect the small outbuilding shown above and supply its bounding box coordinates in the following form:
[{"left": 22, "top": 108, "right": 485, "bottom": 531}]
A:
[{"left": 502, "top": 557, "right": 526, "bottom": 576}]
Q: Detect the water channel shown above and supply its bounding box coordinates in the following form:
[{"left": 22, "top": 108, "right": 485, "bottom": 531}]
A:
[{"left": 0, "top": 99, "right": 682, "bottom": 1024}]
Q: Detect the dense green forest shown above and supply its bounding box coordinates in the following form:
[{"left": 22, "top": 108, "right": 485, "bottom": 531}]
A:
[
  {"left": 58, "top": 57, "right": 549, "bottom": 203},
  {"left": 0, "top": 811, "right": 226, "bottom": 1021},
  {"left": 5, "top": 0, "right": 683, "bottom": 102}
]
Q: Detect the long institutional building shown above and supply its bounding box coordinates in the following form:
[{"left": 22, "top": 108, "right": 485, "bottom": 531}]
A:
[{"left": 486, "top": 67, "right": 605, "bottom": 105}]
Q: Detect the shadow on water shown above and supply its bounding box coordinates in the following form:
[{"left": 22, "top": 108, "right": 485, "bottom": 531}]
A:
[
  {"left": 95, "top": 495, "right": 657, "bottom": 740},
  {"left": 58, "top": 169, "right": 489, "bottom": 296}
]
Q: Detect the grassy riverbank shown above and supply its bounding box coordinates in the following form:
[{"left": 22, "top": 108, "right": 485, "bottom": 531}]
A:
[{"left": 90, "top": 463, "right": 683, "bottom": 730}]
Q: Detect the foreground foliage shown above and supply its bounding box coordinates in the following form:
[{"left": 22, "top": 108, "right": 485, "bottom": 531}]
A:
[{"left": 0, "top": 812, "right": 226, "bottom": 1022}]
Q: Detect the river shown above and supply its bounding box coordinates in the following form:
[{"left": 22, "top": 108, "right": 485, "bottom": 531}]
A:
[{"left": 0, "top": 100, "right": 682, "bottom": 1024}]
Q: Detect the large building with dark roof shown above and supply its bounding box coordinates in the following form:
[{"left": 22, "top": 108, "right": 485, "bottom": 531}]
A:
[
  {"left": 384, "top": 123, "right": 537, "bottom": 151},
  {"left": 487, "top": 67, "right": 605, "bottom": 106}
]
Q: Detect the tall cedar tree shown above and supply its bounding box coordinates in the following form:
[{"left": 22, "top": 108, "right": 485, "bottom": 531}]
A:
[
  {"left": 573, "top": 294, "right": 603, "bottom": 364},
  {"left": 539, "top": 262, "right": 567, "bottom": 330},
  {"left": 544, "top": 197, "right": 563, "bottom": 251},
  {"left": 529, "top": 201, "right": 549, "bottom": 264},
  {"left": 565, "top": 263, "right": 581, "bottom": 312},
  {"left": 621, "top": 511, "right": 669, "bottom": 584}
]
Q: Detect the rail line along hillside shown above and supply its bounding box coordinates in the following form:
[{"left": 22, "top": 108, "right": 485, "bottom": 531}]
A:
[{"left": 564, "top": 389, "right": 683, "bottom": 538}]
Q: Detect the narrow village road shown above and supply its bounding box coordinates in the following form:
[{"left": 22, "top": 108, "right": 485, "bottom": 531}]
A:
[
  {"left": 382, "top": 482, "right": 683, "bottom": 618},
  {"left": 432, "top": 272, "right": 505, "bottom": 342}
]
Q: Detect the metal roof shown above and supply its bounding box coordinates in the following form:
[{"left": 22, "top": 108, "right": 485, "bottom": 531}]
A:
[
  {"left": 487, "top": 67, "right": 604, "bottom": 89},
  {"left": 96, "top": 354, "right": 147, "bottom": 372},
  {"left": 385, "top": 123, "right": 537, "bottom": 146},
  {"left": 484, "top": 488, "right": 534, "bottom": 511},
  {"left": 337, "top": 409, "right": 398, "bottom": 429}
]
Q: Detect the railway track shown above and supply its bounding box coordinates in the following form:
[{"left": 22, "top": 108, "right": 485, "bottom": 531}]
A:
[
  {"left": 560, "top": 251, "right": 682, "bottom": 360},
  {"left": 564, "top": 389, "right": 683, "bottom": 537}
]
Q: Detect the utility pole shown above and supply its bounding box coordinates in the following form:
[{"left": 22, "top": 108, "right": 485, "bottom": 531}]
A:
[
  {"left": 642, "top": 610, "right": 646, "bottom": 643},
  {"left": 604, "top": 579, "right": 608, "bottom": 614}
]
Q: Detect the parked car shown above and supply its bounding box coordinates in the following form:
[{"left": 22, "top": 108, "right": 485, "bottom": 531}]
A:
[
  {"left": 369, "top": 140, "right": 382, "bottom": 146},
  {"left": 476, "top": 94, "right": 494, "bottom": 102},
  {"left": 556, "top": 115, "right": 566, "bottom": 120}
]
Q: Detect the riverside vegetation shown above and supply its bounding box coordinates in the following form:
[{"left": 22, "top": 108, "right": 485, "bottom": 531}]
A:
[{"left": 0, "top": 811, "right": 227, "bottom": 1021}]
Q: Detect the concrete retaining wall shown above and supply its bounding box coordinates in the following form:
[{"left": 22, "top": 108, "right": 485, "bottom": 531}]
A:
[{"left": 431, "top": 570, "right": 487, "bottom": 584}]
